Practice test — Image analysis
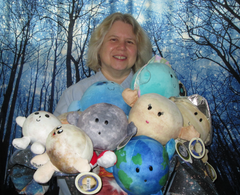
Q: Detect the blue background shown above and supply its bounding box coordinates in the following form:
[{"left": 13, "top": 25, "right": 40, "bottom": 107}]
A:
[{"left": 0, "top": 0, "right": 239, "bottom": 194}]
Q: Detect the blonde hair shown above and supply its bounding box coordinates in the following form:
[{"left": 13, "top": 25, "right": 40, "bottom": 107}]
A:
[{"left": 87, "top": 12, "right": 152, "bottom": 73}]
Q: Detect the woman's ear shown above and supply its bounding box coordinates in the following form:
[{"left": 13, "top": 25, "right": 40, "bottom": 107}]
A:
[{"left": 122, "top": 88, "right": 138, "bottom": 107}]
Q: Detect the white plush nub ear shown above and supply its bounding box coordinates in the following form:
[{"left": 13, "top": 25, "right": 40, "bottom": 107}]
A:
[
  {"left": 33, "top": 161, "right": 58, "bottom": 184},
  {"left": 16, "top": 116, "right": 26, "bottom": 127},
  {"left": 122, "top": 88, "right": 138, "bottom": 107},
  {"left": 31, "top": 152, "right": 50, "bottom": 168}
]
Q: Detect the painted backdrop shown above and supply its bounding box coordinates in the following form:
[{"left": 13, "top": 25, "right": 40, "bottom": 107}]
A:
[{"left": 1, "top": 0, "right": 240, "bottom": 194}]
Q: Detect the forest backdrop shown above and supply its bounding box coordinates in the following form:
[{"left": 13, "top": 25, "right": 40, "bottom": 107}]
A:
[{"left": 0, "top": 0, "right": 240, "bottom": 194}]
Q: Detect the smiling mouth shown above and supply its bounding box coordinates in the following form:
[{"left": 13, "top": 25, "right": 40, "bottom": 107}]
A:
[
  {"left": 113, "top": 56, "right": 127, "bottom": 60},
  {"left": 107, "top": 87, "right": 115, "bottom": 90}
]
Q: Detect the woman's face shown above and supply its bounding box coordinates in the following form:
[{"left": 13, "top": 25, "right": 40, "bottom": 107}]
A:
[{"left": 98, "top": 20, "right": 137, "bottom": 75}]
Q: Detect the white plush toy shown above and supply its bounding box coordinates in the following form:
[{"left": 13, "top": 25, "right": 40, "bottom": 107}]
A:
[{"left": 12, "top": 111, "right": 62, "bottom": 154}]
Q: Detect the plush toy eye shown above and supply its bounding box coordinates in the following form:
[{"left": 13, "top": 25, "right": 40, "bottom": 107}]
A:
[
  {"left": 149, "top": 166, "right": 153, "bottom": 171},
  {"left": 95, "top": 118, "right": 99, "bottom": 122},
  {"left": 194, "top": 112, "right": 198, "bottom": 115},
  {"left": 98, "top": 132, "right": 101, "bottom": 135},
  {"left": 170, "top": 74, "right": 173, "bottom": 78},
  {"left": 136, "top": 167, "right": 140, "bottom": 173},
  {"left": 56, "top": 126, "right": 62, "bottom": 129},
  {"left": 57, "top": 129, "right": 63, "bottom": 134},
  {"left": 104, "top": 120, "right": 108, "bottom": 125},
  {"left": 35, "top": 112, "right": 39, "bottom": 115},
  {"left": 148, "top": 104, "right": 152, "bottom": 110},
  {"left": 199, "top": 118, "right": 202, "bottom": 122},
  {"left": 158, "top": 112, "right": 163, "bottom": 117},
  {"left": 45, "top": 114, "right": 50, "bottom": 118}
]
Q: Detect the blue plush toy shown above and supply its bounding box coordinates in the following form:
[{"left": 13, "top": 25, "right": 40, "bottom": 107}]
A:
[
  {"left": 68, "top": 81, "right": 131, "bottom": 115},
  {"left": 130, "top": 55, "right": 186, "bottom": 98},
  {"left": 106, "top": 136, "right": 175, "bottom": 195}
]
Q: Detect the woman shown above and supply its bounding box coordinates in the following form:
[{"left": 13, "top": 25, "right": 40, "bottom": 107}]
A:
[
  {"left": 55, "top": 12, "right": 152, "bottom": 195},
  {"left": 54, "top": 12, "right": 152, "bottom": 117}
]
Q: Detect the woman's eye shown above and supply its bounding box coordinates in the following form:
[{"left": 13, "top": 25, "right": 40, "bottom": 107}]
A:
[{"left": 127, "top": 41, "right": 134, "bottom": 44}]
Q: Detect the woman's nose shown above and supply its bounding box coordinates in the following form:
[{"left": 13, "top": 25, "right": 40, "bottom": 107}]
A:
[{"left": 117, "top": 41, "right": 127, "bottom": 50}]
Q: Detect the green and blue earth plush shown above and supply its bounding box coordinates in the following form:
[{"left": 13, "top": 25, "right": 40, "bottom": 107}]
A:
[{"left": 106, "top": 136, "right": 175, "bottom": 195}]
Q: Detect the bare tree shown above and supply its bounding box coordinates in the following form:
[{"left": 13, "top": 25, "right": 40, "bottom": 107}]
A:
[
  {"left": 38, "top": 0, "right": 108, "bottom": 87},
  {"left": 167, "top": 0, "right": 240, "bottom": 86},
  {"left": 164, "top": 1, "right": 240, "bottom": 194},
  {"left": 0, "top": 1, "right": 40, "bottom": 193}
]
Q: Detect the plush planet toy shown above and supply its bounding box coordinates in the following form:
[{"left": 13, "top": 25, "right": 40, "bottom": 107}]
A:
[
  {"left": 31, "top": 124, "right": 93, "bottom": 183},
  {"left": 67, "top": 103, "right": 137, "bottom": 168},
  {"left": 67, "top": 103, "right": 137, "bottom": 151},
  {"left": 67, "top": 81, "right": 131, "bottom": 115},
  {"left": 130, "top": 55, "right": 186, "bottom": 98},
  {"left": 125, "top": 93, "right": 183, "bottom": 145},
  {"left": 12, "top": 111, "right": 62, "bottom": 154},
  {"left": 106, "top": 136, "right": 175, "bottom": 195},
  {"left": 170, "top": 94, "right": 212, "bottom": 145}
]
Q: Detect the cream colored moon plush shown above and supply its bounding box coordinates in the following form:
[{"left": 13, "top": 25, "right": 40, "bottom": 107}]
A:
[
  {"left": 128, "top": 93, "right": 183, "bottom": 145},
  {"left": 31, "top": 124, "right": 93, "bottom": 183},
  {"left": 170, "top": 95, "right": 212, "bottom": 145}
]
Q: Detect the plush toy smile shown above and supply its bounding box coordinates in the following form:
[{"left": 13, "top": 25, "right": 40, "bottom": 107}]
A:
[{"left": 12, "top": 111, "right": 62, "bottom": 154}]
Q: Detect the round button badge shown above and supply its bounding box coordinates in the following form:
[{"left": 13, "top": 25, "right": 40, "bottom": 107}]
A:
[
  {"left": 75, "top": 172, "right": 102, "bottom": 194},
  {"left": 175, "top": 139, "right": 192, "bottom": 163},
  {"left": 188, "top": 138, "right": 205, "bottom": 159}
]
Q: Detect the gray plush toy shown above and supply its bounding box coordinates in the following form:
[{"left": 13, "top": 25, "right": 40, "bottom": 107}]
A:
[{"left": 67, "top": 103, "right": 137, "bottom": 168}]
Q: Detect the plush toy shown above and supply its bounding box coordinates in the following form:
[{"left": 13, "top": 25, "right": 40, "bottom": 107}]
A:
[
  {"left": 170, "top": 94, "right": 212, "bottom": 146},
  {"left": 12, "top": 111, "right": 62, "bottom": 154},
  {"left": 57, "top": 111, "right": 82, "bottom": 124},
  {"left": 122, "top": 93, "right": 183, "bottom": 145},
  {"left": 31, "top": 124, "right": 93, "bottom": 183},
  {"left": 67, "top": 103, "right": 137, "bottom": 168},
  {"left": 106, "top": 136, "right": 175, "bottom": 195},
  {"left": 67, "top": 81, "right": 131, "bottom": 115},
  {"left": 130, "top": 55, "right": 186, "bottom": 98}
]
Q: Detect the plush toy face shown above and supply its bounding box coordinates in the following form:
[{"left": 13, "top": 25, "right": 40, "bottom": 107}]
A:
[
  {"left": 67, "top": 103, "right": 137, "bottom": 151},
  {"left": 128, "top": 93, "right": 183, "bottom": 145},
  {"left": 20, "top": 111, "right": 62, "bottom": 144},
  {"left": 68, "top": 81, "right": 131, "bottom": 115},
  {"left": 46, "top": 124, "right": 93, "bottom": 173},
  {"left": 131, "top": 58, "right": 180, "bottom": 98},
  {"left": 111, "top": 136, "right": 173, "bottom": 195},
  {"left": 170, "top": 96, "right": 212, "bottom": 145}
]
